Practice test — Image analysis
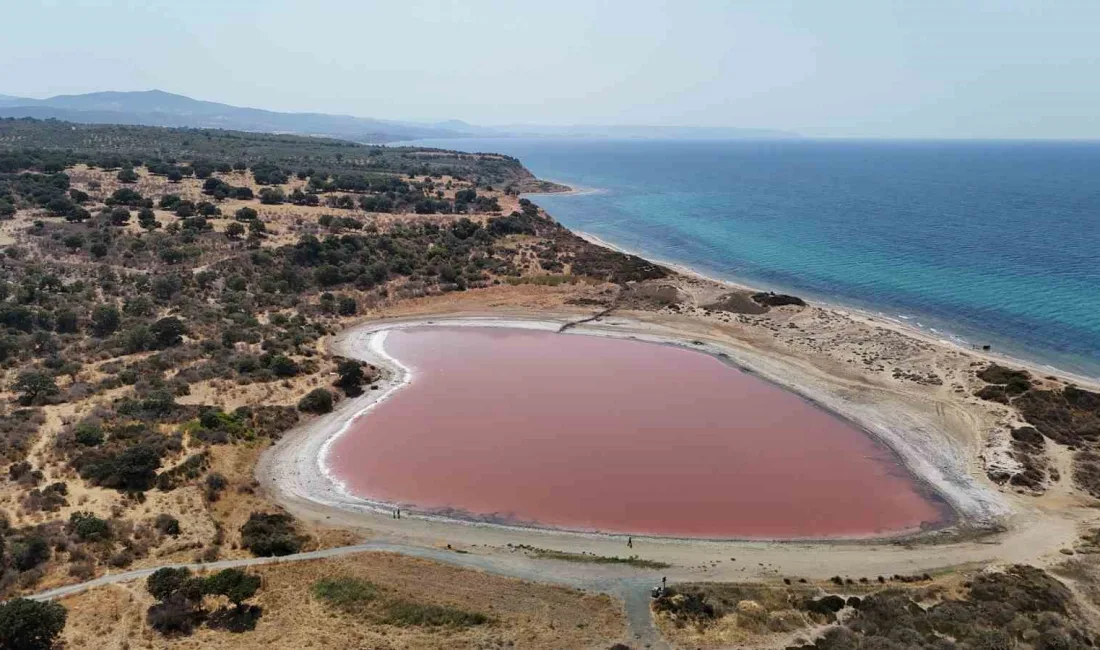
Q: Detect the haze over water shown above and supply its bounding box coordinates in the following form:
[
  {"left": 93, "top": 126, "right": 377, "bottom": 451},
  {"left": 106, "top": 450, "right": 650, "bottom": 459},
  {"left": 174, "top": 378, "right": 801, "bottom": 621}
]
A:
[
  {"left": 328, "top": 327, "right": 945, "bottom": 538},
  {"left": 414, "top": 138, "right": 1100, "bottom": 379}
]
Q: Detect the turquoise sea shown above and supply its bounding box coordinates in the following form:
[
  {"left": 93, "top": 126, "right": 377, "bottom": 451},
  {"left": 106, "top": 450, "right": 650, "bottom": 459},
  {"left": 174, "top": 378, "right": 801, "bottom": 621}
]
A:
[{"left": 411, "top": 138, "right": 1100, "bottom": 379}]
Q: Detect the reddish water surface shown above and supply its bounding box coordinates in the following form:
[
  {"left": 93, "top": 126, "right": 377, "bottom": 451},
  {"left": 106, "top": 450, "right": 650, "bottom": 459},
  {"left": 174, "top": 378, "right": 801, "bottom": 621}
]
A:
[{"left": 328, "top": 327, "right": 947, "bottom": 538}]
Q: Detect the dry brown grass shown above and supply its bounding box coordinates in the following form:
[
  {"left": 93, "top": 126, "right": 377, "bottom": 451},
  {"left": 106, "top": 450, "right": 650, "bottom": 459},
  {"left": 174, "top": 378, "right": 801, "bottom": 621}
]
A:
[{"left": 61, "top": 552, "right": 626, "bottom": 649}]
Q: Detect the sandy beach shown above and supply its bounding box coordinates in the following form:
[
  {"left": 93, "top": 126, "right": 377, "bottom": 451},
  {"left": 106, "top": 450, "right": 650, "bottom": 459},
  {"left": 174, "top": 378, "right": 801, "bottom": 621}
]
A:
[{"left": 574, "top": 230, "right": 1100, "bottom": 390}]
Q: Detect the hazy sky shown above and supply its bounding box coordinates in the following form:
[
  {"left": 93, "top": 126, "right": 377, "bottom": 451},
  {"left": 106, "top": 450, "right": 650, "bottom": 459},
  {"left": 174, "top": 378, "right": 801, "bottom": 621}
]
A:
[{"left": 2, "top": 0, "right": 1098, "bottom": 138}]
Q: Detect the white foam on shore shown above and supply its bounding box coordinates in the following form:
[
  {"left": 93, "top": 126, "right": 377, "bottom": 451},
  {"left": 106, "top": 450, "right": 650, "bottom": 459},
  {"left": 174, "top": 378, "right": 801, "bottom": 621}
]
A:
[{"left": 316, "top": 329, "right": 411, "bottom": 501}]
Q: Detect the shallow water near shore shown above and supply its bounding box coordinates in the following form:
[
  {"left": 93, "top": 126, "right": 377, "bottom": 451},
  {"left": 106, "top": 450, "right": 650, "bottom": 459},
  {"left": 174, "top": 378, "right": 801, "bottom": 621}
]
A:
[
  {"left": 409, "top": 138, "right": 1100, "bottom": 379},
  {"left": 326, "top": 326, "right": 947, "bottom": 539}
]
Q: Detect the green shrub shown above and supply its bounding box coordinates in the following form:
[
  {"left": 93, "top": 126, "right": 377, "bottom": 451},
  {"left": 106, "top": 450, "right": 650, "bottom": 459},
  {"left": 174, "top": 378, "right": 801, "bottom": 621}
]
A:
[
  {"left": 297, "top": 388, "right": 333, "bottom": 414},
  {"left": 74, "top": 423, "right": 104, "bottom": 447},
  {"left": 155, "top": 513, "right": 181, "bottom": 536},
  {"left": 68, "top": 511, "right": 111, "bottom": 542},
  {"left": 147, "top": 567, "right": 204, "bottom": 603},
  {"left": 205, "top": 569, "right": 261, "bottom": 605},
  {"left": 240, "top": 512, "right": 302, "bottom": 557},
  {"left": 0, "top": 598, "right": 67, "bottom": 650},
  {"left": 11, "top": 536, "right": 50, "bottom": 571}
]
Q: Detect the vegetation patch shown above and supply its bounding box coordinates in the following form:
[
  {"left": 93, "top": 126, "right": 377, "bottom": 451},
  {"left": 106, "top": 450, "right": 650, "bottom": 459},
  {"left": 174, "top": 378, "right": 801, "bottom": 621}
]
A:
[
  {"left": 511, "top": 544, "right": 671, "bottom": 569},
  {"left": 311, "top": 577, "right": 380, "bottom": 612},
  {"left": 704, "top": 292, "right": 770, "bottom": 315},
  {"left": 659, "top": 566, "right": 1096, "bottom": 649},
  {"left": 752, "top": 292, "right": 807, "bottom": 308},
  {"left": 311, "top": 576, "right": 489, "bottom": 628},
  {"left": 380, "top": 599, "right": 489, "bottom": 628},
  {"left": 240, "top": 511, "right": 304, "bottom": 557},
  {"left": 0, "top": 597, "right": 67, "bottom": 650},
  {"left": 975, "top": 364, "right": 1100, "bottom": 497},
  {"left": 988, "top": 426, "right": 1051, "bottom": 491},
  {"left": 145, "top": 566, "right": 263, "bottom": 636}
]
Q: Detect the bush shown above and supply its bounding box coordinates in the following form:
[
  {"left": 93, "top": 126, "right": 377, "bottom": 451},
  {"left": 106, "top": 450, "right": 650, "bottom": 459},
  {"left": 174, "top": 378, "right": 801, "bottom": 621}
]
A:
[
  {"left": 240, "top": 512, "right": 302, "bottom": 557},
  {"left": 150, "top": 317, "right": 186, "bottom": 348},
  {"left": 235, "top": 207, "right": 258, "bottom": 221},
  {"left": 206, "top": 604, "right": 263, "bottom": 633},
  {"left": 68, "top": 511, "right": 111, "bottom": 542},
  {"left": 91, "top": 304, "right": 121, "bottom": 337},
  {"left": 204, "top": 472, "right": 229, "bottom": 501},
  {"left": 155, "top": 513, "right": 181, "bottom": 536},
  {"left": 337, "top": 295, "right": 357, "bottom": 316},
  {"left": 204, "top": 568, "right": 260, "bottom": 605},
  {"left": 0, "top": 598, "right": 67, "bottom": 650},
  {"left": 147, "top": 598, "right": 202, "bottom": 636},
  {"left": 109, "top": 206, "right": 131, "bottom": 225},
  {"left": 334, "top": 360, "right": 366, "bottom": 396},
  {"left": 147, "top": 567, "right": 203, "bottom": 602},
  {"left": 11, "top": 536, "right": 50, "bottom": 571},
  {"left": 297, "top": 388, "right": 333, "bottom": 414},
  {"left": 269, "top": 355, "right": 299, "bottom": 378},
  {"left": 258, "top": 187, "right": 285, "bottom": 205},
  {"left": 74, "top": 442, "right": 163, "bottom": 491},
  {"left": 12, "top": 371, "right": 58, "bottom": 406}
]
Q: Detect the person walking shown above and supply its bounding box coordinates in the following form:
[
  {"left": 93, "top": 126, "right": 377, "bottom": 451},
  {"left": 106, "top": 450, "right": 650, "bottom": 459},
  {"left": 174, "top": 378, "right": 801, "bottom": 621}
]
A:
[{"left": 627, "top": 536, "right": 633, "bottom": 549}]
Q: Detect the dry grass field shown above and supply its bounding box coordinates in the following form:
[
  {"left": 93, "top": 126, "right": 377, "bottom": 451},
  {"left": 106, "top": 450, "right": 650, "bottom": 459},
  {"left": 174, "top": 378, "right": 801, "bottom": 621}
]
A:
[{"left": 60, "top": 552, "right": 626, "bottom": 649}]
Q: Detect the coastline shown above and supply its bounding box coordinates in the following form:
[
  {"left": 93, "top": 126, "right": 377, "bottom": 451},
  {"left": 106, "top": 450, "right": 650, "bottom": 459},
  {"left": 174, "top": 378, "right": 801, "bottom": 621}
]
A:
[
  {"left": 570, "top": 228, "right": 1100, "bottom": 391},
  {"left": 517, "top": 175, "right": 1099, "bottom": 385}
]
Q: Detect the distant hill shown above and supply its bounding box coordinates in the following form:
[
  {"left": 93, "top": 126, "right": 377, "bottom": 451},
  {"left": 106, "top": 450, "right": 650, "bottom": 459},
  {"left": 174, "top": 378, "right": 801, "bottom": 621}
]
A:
[
  {"left": 0, "top": 94, "right": 33, "bottom": 108},
  {"left": 0, "top": 89, "right": 800, "bottom": 143},
  {"left": 0, "top": 90, "right": 477, "bottom": 143}
]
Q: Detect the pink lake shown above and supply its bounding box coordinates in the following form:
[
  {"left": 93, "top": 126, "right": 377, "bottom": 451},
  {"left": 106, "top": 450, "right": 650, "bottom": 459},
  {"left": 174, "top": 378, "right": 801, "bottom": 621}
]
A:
[{"left": 327, "top": 326, "right": 948, "bottom": 538}]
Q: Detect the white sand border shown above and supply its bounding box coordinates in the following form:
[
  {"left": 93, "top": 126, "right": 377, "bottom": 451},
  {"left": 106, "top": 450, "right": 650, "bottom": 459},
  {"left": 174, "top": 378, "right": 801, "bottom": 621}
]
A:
[{"left": 260, "top": 315, "right": 1009, "bottom": 543}]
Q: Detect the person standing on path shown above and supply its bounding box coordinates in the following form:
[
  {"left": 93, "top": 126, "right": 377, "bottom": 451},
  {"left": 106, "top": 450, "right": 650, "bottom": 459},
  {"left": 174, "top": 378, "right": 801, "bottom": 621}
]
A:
[{"left": 627, "top": 536, "right": 633, "bottom": 549}]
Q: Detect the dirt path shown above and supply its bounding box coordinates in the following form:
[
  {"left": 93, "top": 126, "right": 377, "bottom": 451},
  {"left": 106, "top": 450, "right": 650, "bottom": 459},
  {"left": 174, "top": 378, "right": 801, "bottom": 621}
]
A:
[
  {"left": 559, "top": 305, "right": 617, "bottom": 332},
  {"left": 27, "top": 541, "right": 668, "bottom": 647}
]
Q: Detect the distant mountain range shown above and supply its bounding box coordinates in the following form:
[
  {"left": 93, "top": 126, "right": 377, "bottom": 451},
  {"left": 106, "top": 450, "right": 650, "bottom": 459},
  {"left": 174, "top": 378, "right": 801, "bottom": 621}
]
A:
[{"left": 0, "top": 90, "right": 798, "bottom": 143}]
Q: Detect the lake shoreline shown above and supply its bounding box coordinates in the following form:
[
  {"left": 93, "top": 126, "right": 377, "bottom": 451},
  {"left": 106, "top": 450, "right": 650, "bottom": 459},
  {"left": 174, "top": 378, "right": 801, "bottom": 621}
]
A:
[
  {"left": 260, "top": 315, "right": 1009, "bottom": 546},
  {"left": 320, "top": 323, "right": 957, "bottom": 540}
]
